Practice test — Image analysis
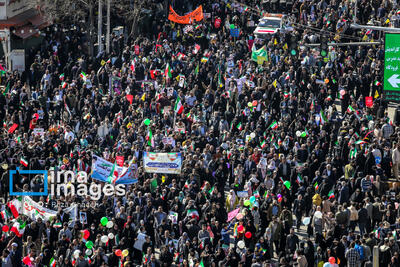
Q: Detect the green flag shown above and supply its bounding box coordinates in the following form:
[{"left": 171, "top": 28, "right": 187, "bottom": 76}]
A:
[
  {"left": 251, "top": 45, "right": 268, "bottom": 64},
  {"left": 3, "top": 82, "right": 9, "bottom": 95},
  {"left": 150, "top": 178, "right": 158, "bottom": 192}
]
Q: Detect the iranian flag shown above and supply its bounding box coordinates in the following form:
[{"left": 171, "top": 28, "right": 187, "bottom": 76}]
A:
[
  {"left": 20, "top": 157, "right": 28, "bottom": 167},
  {"left": 314, "top": 182, "right": 319, "bottom": 191},
  {"left": 164, "top": 63, "right": 172, "bottom": 80},
  {"left": 174, "top": 96, "right": 184, "bottom": 115},
  {"left": 176, "top": 52, "right": 186, "bottom": 60},
  {"left": 320, "top": 110, "right": 328, "bottom": 124},
  {"left": 146, "top": 128, "right": 154, "bottom": 147},
  {"left": 310, "top": 99, "right": 315, "bottom": 110},
  {"left": 0, "top": 64, "right": 6, "bottom": 75},
  {"left": 296, "top": 174, "right": 303, "bottom": 184},
  {"left": 260, "top": 140, "right": 266, "bottom": 148},
  {"left": 1, "top": 209, "right": 11, "bottom": 221},
  {"left": 347, "top": 105, "right": 355, "bottom": 113},
  {"left": 187, "top": 209, "right": 199, "bottom": 220},
  {"left": 328, "top": 190, "right": 335, "bottom": 199},
  {"left": 61, "top": 82, "right": 67, "bottom": 89},
  {"left": 269, "top": 121, "right": 278, "bottom": 130},
  {"left": 107, "top": 162, "right": 119, "bottom": 184},
  {"left": 53, "top": 222, "right": 62, "bottom": 228},
  {"left": 49, "top": 257, "right": 56, "bottom": 267},
  {"left": 7, "top": 198, "right": 22, "bottom": 218},
  {"left": 131, "top": 58, "right": 136, "bottom": 72},
  {"left": 193, "top": 44, "right": 201, "bottom": 54},
  {"left": 10, "top": 219, "right": 26, "bottom": 237},
  {"left": 79, "top": 72, "right": 87, "bottom": 82},
  {"left": 236, "top": 122, "right": 243, "bottom": 131},
  {"left": 59, "top": 73, "right": 65, "bottom": 81},
  {"left": 374, "top": 80, "right": 381, "bottom": 86}
]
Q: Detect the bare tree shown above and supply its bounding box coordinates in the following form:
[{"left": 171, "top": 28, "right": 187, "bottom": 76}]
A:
[{"left": 38, "top": 0, "right": 96, "bottom": 57}]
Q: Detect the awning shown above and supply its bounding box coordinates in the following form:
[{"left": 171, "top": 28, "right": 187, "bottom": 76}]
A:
[
  {"left": 28, "top": 13, "right": 49, "bottom": 29},
  {"left": 13, "top": 25, "right": 39, "bottom": 39},
  {"left": 0, "top": 9, "right": 38, "bottom": 28}
]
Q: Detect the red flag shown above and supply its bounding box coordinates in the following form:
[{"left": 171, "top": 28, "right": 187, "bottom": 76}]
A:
[
  {"left": 126, "top": 95, "right": 133, "bottom": 104},
  {"left": 116, "top": 156, "right": 124, "bottom": 167},
  {"left": 365, "top": 96, "right": 373, "bottom": 108},
  {"left": 150, "top": 70, "right": 159, "bottom": 80},
  {"left": 8, "top": 123, "right": 18, "bottom": 133},
  {"left": 134, "top": 45, "right": 140, "bottom": 55}
]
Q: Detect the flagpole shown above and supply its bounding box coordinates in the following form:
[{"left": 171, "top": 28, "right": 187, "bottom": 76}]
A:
[{"left": 173, "top": 110, "right": 176, "bottom": 131}]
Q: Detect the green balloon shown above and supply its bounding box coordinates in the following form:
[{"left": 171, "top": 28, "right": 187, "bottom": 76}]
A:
[
  {"left": 100, "top": 217, "right": 108, "bottom": 226},
  {"left": 85, "top": 240, "right": 94, "bottom": 249},
  {"left": 143, "top": 118, "right": 151, "bottom": 126},
  {"left": 284, "top": 181, "right": 291, "bottom": 189},
  {"left": 244, "top": 200, "right": 251, "bottom": 206}
]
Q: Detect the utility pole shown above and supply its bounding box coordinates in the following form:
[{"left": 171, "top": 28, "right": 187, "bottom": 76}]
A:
[
  {"left": 106, "top": 0, "right": 111, "bottom": 54},
  {"left": 98, "top": 0, "right": 103, "bottom": 54}
]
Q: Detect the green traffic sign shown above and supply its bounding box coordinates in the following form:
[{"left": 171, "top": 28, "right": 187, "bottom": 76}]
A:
[{"left": 384, "top": 33, "right": 400, "bottom": 101}]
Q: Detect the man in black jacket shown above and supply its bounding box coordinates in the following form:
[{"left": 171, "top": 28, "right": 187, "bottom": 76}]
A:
[{"left": 293, "top": 194, "right": 305, "bottom": 229}]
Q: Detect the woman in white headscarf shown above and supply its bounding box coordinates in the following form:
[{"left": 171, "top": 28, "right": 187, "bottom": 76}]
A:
[{"left": 225, "top": 190, "right": 239, "bottom": 212}]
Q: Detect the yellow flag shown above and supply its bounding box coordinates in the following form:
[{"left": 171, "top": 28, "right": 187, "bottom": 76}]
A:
[
  {"left": 283, "top": 43, "right": 288, "bottom": 50},
  {"left": 385, "top": 19, "right": 390, "bottom": 24},
  {"left": 362, "top": 35, "right": 368, "bottom": 41},
  {"left": 274, "top": 38, "right": 278, "bottom": 45},
  {"left": 126, "top": 122, "right": 132, "bottom": 129},
  {"left": 162, "top": 176, "right": 166, "bottom": 183},
  {"left": 273, "top": 80, "right": 277, "bottom": 88},
  {"left": 141, "top": 93, "right": 146, "bottom": 101},
  {"left": 101, "top": 60, "right": 106, "bottom": 66},
  {"left": 374, "top": 90, "right": 379, "bottom": 99}
]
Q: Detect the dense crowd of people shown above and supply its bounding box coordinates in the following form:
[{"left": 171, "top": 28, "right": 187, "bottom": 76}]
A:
[{"left": 0, "top": 0, "right": 400, "bottom": 266}]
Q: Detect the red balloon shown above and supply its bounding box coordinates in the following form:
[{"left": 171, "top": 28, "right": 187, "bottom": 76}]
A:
[
  {"left": 329, "top": 257, "right": 336, "bottom": 264},
  {"left": 115, "top": 249, "right": 122, "bottom": 257},
  {"left": 237, "top": 225, "right": 244, "bottom": 233},
  {"left": 2, "top": 225, "right": 9, "bottom": 232},
  {"left": 22, "top": 256, "right": 31, "bottom": 265},
  {"left": 245, "top": 231, "right": 252, "bottom": 239},
  {"left": 83, "top": 229, "right": 90, "bottom": 239}
]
